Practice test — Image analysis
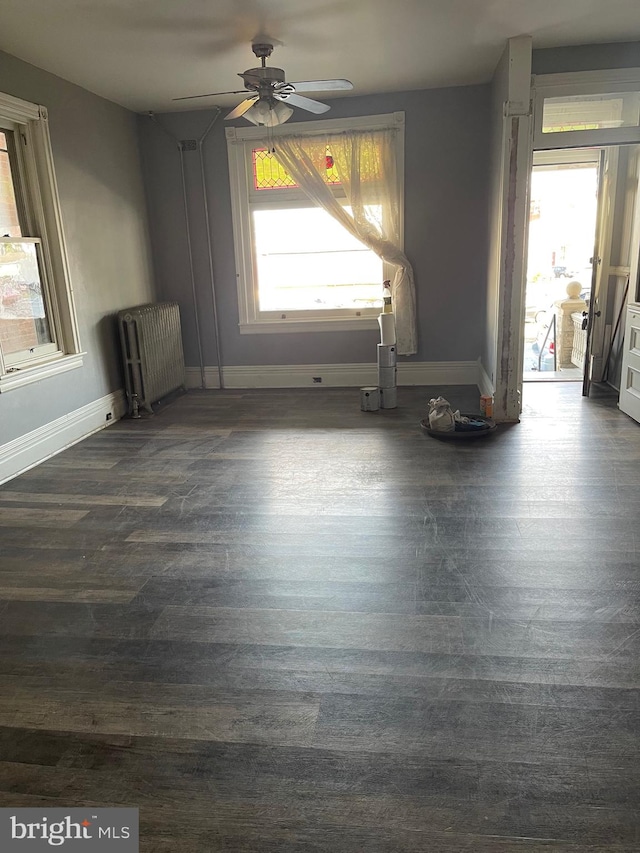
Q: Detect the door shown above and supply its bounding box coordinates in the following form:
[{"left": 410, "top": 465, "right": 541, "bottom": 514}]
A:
[
  {"left": 582, "top": 149, "right": 610, "bottom": 395},
  {"left": 618, "top": 156, "right": 640, "bottom": 420},
  {"left": 582, "top": 146, "right": 640, "bottom": 397},
  {"left": 619, "top": 304, "right": 640, "bottom": 420}
]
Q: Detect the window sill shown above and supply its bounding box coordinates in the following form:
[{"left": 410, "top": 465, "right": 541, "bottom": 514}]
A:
[
  {"left": 0, "top": 353, "right": 84, "bottom": 393},
  {"left": 239, "top": 317, "right": 380, "bottom": 335}
]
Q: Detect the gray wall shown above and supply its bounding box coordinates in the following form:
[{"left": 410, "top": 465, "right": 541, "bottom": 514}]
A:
[
  {"left": 533, "top": 42, "right": 640, "bottom": 75},
  {"left": 138, "top": 85, "right": 491, "bottom": 370},
  {"left": 0, "top": 50, "right": 154, "bottom": 445}
]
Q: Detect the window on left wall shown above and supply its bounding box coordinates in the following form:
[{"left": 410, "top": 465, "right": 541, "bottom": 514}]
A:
[{"left": 0, "top": 91, "right": 82, "bottom": 392}]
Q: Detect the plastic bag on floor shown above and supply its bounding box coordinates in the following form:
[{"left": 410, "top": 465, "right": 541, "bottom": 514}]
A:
[
  {"left": 453, "top": 410, "right": 489, "bottom": 431},
  {"left": 428, "top": 397, "right": 455, "bottom": 432}
]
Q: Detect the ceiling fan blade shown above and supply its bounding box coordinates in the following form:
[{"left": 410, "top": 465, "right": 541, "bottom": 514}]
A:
[
  {"left": 173, "top": 89, "right": 248, "bottom": 102},
  {"left": 287, "top": 79, "right": 353, "bottom": 93},
  {"left": 275, "top": 93, "right": 330, "bottom": 114},
  {"left": 225, "top": 97, "right": 259, "bottom": 119}
]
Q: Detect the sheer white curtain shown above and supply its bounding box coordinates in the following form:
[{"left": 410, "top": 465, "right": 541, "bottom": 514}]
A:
[{"left": 272, "top": 129, "right": 417, "bottom": 355}]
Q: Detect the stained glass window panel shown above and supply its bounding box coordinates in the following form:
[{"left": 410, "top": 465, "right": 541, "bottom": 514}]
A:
[
  {"left": 253, "top": 148, "right": 297, "bottom": 190},
  {"left": 252, "top": 147, "right": 343, "bottom": 190}
]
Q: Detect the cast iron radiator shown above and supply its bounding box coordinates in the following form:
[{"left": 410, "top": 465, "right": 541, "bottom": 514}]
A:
[{"left": 117, "top": 302, "right": 186, "bottom": 416}]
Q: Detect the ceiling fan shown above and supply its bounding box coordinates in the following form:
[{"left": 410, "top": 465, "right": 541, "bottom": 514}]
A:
[{"left": 173, "top": 42, "right": 353, "bottom": 126}]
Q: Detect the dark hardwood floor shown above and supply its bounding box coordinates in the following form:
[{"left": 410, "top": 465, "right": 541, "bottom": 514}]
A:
[{"left": 1, "top": 382, "right": 639, "bottom": 851}]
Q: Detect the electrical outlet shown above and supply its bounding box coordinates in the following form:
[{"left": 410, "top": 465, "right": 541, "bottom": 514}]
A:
[
  {"left": 312, "top": 377, "right": 322, "bottom": 384},
  {"left": 106, "top": 412, "right": 113, "bottom": 421}
]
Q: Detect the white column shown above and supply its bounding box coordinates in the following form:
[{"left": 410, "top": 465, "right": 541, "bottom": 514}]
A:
[{"left": 553, "top": 281, "right": 587, "bottom": 369}]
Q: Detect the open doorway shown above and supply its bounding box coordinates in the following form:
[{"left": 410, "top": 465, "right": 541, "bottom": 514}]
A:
[
  {"left": 490, "top": 62, "right": 640, "bottom": 421},
  {"left": 522, "top": 144, "right": 640, "bottom": 402},
  {"left": 523, "top": 149, "right": 600, "bottom": 382}
]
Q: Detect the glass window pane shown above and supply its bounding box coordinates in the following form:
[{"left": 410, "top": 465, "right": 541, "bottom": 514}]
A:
[
  {"left": 0, "top": 240, "right": 53, "bottom": 356},
  {"left": 253, "top": 207, "right": 383, "bottom": 311},
  {"left": 0, "top": 131, "right": 23, "bottom": 237},
  {"left": 542, "top": 92, "right": 640, "bottom": 134}
]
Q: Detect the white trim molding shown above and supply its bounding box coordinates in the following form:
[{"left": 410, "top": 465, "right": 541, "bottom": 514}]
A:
[
  {"left": 0, "top": 91, "right": 41, "bottom": 122},
  {"left": 186, "top": 361, "right": 483, "bottom": 390},
  {"left": 239, "top": 318, "right": 380, "bottom": 335},
  {"left": 0, "top": 390, "right": 126, "bottom": 485},
  {"left": 0, "top": 353, "right": 84, "bottom": 393},
  {"left": 477, "top": 358, "right": 495, "bottom": 397},
  {"left": 225, "top": 111, "right": 406, "bottom": 143}
]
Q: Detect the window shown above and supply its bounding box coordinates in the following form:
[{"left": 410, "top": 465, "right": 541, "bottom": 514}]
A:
[
  {"left": 0, "top": 92, "right": 81, "bottom": 391},
  {"left": 542, "top": 92, "right": 640, "bottom": 134},
  {"left": 533, "top": 69, "right": 640, "bottom": 150},
  {"left": 226, "top": 113, "right": 405, "bottom": 334}
]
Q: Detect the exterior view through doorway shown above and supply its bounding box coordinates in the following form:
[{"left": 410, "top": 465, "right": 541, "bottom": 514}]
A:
[{"left": 523, "top": 150, "right": 599, "bottom": 383}]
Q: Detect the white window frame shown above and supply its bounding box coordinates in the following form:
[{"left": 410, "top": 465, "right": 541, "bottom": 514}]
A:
[
  {"left": 0, "top": 91, "right": 82, "bottom": 392},
  {"left": 226, "top": 111, "right": 405, "bottom": 334},
  {"left": 532, "top": 68, "right": 640, "bottom": 150}
]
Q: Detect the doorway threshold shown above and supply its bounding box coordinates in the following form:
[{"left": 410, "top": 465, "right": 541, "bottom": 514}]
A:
[{"left": 523, "top": 368, "right": 582, "bottom": 382}]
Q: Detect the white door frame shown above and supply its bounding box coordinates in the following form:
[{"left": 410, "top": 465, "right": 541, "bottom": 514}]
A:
[
  {"left": 494, "top": 65, "right": 640, "bottom": 420},
  {"left": 490, "top": 37, "right": 534, "bottom": 422},
  {"left": 625, "top": 148, "right": 640, "bottom": 308}
]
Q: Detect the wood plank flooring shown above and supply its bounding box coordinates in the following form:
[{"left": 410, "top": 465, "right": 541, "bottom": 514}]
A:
[{"left": 1, "top": 383, "right": 640, "bottom": 851}]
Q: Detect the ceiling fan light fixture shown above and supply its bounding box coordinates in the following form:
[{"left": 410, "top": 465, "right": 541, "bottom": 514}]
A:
[{"left": 244, "top": 99, "right": 294, "bottom": 127}]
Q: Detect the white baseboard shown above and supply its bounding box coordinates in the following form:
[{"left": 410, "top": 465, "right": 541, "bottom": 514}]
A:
[
  {"left": 185, "top": 361, "right": 483, "bottom": 390},
  {"left": 477, "top": 358, "right": 495, "bottom": 396},
  {"left": 0, "top": 389, "right": 126, "bottom": 485},
  {"left": 0, "top": 363, "right": 492, "bottom": 485}
]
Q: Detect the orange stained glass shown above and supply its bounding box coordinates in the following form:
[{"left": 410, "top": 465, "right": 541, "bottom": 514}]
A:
[{"left": 324, "top": 152, "right": 341, "bottom": 184}]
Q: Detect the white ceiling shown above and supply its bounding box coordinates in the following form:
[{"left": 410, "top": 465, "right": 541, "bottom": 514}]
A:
[{"left": 1, "top": 0, "right": 640, "bottom": 113}]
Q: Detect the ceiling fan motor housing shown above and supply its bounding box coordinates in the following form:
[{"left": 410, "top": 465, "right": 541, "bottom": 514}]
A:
[{"left": 241, "top": 66, "right": 286, "bottom": 89}]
